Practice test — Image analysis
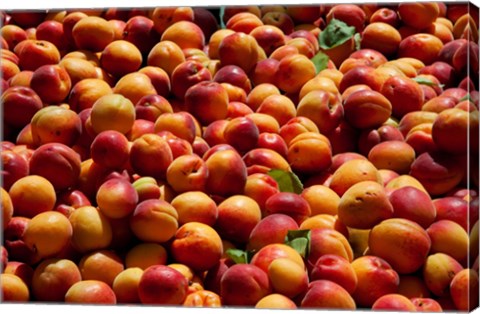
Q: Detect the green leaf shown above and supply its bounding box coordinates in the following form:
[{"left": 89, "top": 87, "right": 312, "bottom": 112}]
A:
[
  {"left": 311, "top": 51, "right": 329, "bottom": 74},
  {"left": 319, "top": 18, "right": 356, "bottom": 50},
  {"left": 354, "top": 33, "right": 362, "bottom": 51},
  {"left": 285, "top": 229, "right": 311, "bottom": 259},
  {"left": 459, "top": 94, "right": 473, "bottom": 102},
  {"left": 226, "top": 248, "right": 248, "bottom": 264},
  {"left": 267, "top": 169, "right": 304, "bottom": 194},
  {"left": 219, "top": 6, "right": 226, "bottom": 29},
  {"left": 412, "top": 76, "right": 445, "bottom": 89}
]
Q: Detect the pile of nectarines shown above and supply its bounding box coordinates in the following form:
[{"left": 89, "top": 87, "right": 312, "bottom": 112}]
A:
[{"left": 1, "top": 2, "right": 479, "bottom": 311}]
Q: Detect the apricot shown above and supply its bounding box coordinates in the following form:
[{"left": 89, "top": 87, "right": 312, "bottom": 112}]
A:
[
  {"left": 397, "top": 3, "right": 440, "bottom": 30},
  {"left": 450, "top": 269, "right": 479, "bottom": 311},
  {"left": 23, "top": 211, "right": 72, "bottom": 259},
  {"left": 138, "top": 265, "right": 188, "bottom": 305},
  {"left": 184, "top": 290, "right": 222, "bottom": 307},
  {"left": 90, "top": 93, "right": 136, "bottom": 135},
  {"left": 300, "top": 280, "right": 356, "bottom": 309},
  {"left": 310, "top": 254, "right": 358, "bottom": 294},
  {"left": 171, "top": 222, "right": 223, "bottom": 272},
  {"left": 113, "top": 72, "right": 157, "bottom": 105},
  {"left": 112, "top": 267, "right": 143, "bottom": 304},
  {"left": 1, "top": 273, "right": 30, "bottom": 301},
  {"left": 147, "top": 40, "right": 186, "bottom": 77},
  {"left": 300, "top": 185, "right": 340, "bottom": 216},
  {"left": 337, "top": 181, "right": 393, "bottom": 229},
  {"left": 161, "top": 20, "right": 205, "bottom": 50},
  {"left": 367, "top": 140, "right": 416, "bottom": 174},
  {"left": 369, "top": 218, "right": 432, "bottom": 274},
  {"left": 78, "top": 250, "right": 124, "bottom": 287},
  {"left": 275, "top": 53, "right": 316, "bottom": 94},
  {"left": 427, "top": 220, "right": 469, "bottom": 262},
  {"left": 423, "top": 252, "right": 463, "bottom": 297},
  {"left": 125, "top": 243, "right": 167, "bottom": 270},
  {"left": 361, "top": 22, "right": 402, "bottom": 56},
  {"left": 71, "top": 16, "right": 114, "bottom": 52},
  {"left": 343, "top": 89, "right": 392, "bottom": 129},
  {"left": 170, "top": 191, "right": 218, "bottom": 227},
  {"left": 100, "top": 40, "right": 143, "bottom": 78},
  {"left": 255, "top": 293, "right": 296, "bottom": 309},
  {"left": 372, "top": 293, "right": 417, "bottom": 311},
  {"left": 329, "top": 158, "right": 382, "bottom": 197},
  {"left": 9, "top": 175, "right": 56, "bottom": 218},
  {"left": 65, "top": 280, "right": 117, "bottom": 304},
  {"left": 69, "top": 205, "right": 113, "bottom": 253},
  {"left": 268, "top": 257, "right": 308, "bottom": 298},
  {"left": 250, "top": 243, "right": 305, "bottom": 274},
  {"left": 31, "top": 258, "right": 81, "bottom": 300}
]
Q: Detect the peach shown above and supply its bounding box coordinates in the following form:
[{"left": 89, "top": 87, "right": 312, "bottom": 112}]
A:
[
  {"left": 275, "top": 53, "right": 316, "bottom": 94},
  {"left": 261, "top": 11, "right": 295, "bottom": 35},
  {"left": 398, "top": 111, "right": 438, "bottom": 137},
  {"left": 138, "top": 264, "right": 188, "bottom": 304},
  {"left": 9, "top": 175, "right": 56, "bottom": 218},
  {"left": 257, "top": 94, "right": 296, "bottom": 127},
  {"left": 78, "top": 249, "right": 124, "bottom": 287},
  {"left": 218, "top": 32, "right": 260, "bottom": 74},
  {"left": 1, "top": 86, "right": 43, "bottom": 131},
  {"left": 122, "top": 15, "right": 159, "bottom": 54},
  {"left": 112, "top": 267, "right": 143, "bottom": 304},
  {"left": 369, "top": 218, "right": 432, "bottom": 274},
  {"left": 422, "top": 95, "right": 457, "bottom": 113},
  {"left": 167, "top": 154, "right": 208, "bottom": 192},
  {"left": 100, "top": 40, "right": 142, "bottom": 78},
  {"left": 124, "top": 243, "right": 166, "bottom": 270},
  {"left": 147, "top": 40, "right": 186, "bottom": 77},
  {"left": 246, "top": 113, "right": 281, "bottom": 135},
  {"left": 339, "top": 65, "right": 383, "bottom": 93},
  {"left": 220, "top": 263, "right": 271, "bottom": 306},
  {"left": 343, "top": 89, "right": 392, "bottom": 129},
  {"left": 351, "top": 255, "right": 400, "bottom": 307},
  {"left": 226, "top": 12, "right": 263, "bottom": 34},
  {"left": 432, "top": 107, "right": 479, "bottom": 154},
  {"left": 14, "top": 40, "right": 60, "bottom": 72},
  {"left": 255, "top": 293, "right": 296, "bottom": 309},
  {"left": 1, "top": 149, "right": 29, "bottom": 191},
  {"left": 423, "top": 252, "right": 464, "bottom": 297},
  {"left": 361, "top": 22, "right": 402, "bottom": 56},
  {"left": 68, "top": 78, "right": 113, "bottom": 112},
  {"left": 256, "top": 132, "right": 288, "bottom": 157},
  {"left": 300, "top": 280, "right": 356, "bottom": 309},
  {"left": 1, "top": 273, "right": 30, "bottom": 302},
  {"left": 138, "top": 66, "right": 171, "bottom": 98},
  {"left": 171, "top": 222, "right": 223, "bottom": 271},
  {"left": 370, "top": 7, "right": 399, "bottom": 27},
  {"left": 113, "top": 72, "right": 157, "bottom": 105},
  {"left": 90, "top": 130, "right": 130, "bottom": 170},
  {"left": 90, "top": 93, "right": 136, "bottom": 135},
  {"left": 287, "top": 132, "right": 332, "bottom": 175},
  {"left": 243, "top": 148, "right": 291, "bottom": 174},
  {"left": 296, "top": 90, "right": 343, "bottom": 134},
  {"left": 3, "top": 216, "right": 39, "bottom": 265},
  {"left": 308, "top": 227, "right": 353, "bottom": 269},
  {"left": 329, "top": 158, "right": 382, "bottom": 197},
  {"left": 372, "top": 293, "right": 417, "bottom": 311},
  {"left": 29, "top": 64, "right": 71, "bottom": 105},
  {"left": 358, "top": 125, "right": 405, "bottom": 156},
  {"left": 23, "top": 211, "right": 72, "bottom": 260},
  {"left": 65, "top": 280, "right": 116, "bottom": 304},
  {"left": 250, "top": 243, "right": 305, "bottom": 274},
  {"left": 450, "top": 268, "right": 479, "bottom": 311},
  {"left": 7, "top": 70, "right": 33, "bottom": 87},
  {"left": 171, "top": 60, "right": 212, "bottom": 100},
  {"left": 215, "top": 195, "right": 261, "bottom": 244},
  {"left": 310, "top": 254, "right": 357, "bottom": 294},
  {"left": 245, "top": 83, "right": 281, "bottom": 111},
  {"left": 264, "top": 192, "right": 311, "bottom": 225},
  {"left": 205, "top": 149, "right": 248, "bottom": 197},
  {"left": 427, "top": 220, "right": 469, "bottom": 263},
  {"left": 398, "top": 33, "right": 444, "bottom": 65},
  {"left": 279, "top": 116, "right": 320, "bottom": 146},
  {"left": 68, "top": 205, "right": 113, "bottom": 253},
  {"left": 298, "top": 76, "right": 339, "bottom": 100},
  {"left": 96, "top": 178, "right": 138, "bottom": 219},
  {"left": 389, "top": 186, "right": 436, "bottom": 228},
  {"left": 183, "top": 81, "right": 229, "bottom": 126},
  {"left": 31, "top": 258, "right": 82, "bottom": 301},
  {"left": 412, "top": 297, "right": 444, "bottom": 312},
  {"left": 170, "top": 191, "right": 217, "bottom": 227},
  {"left": 397, "top": 3, "right": 440, "bottom": 30},
  {"left": 134, "top": 94, "right": 172, "bottom": 122},
  {"left": 409, "top": 151, "right": 465, "bottom": 196},
  {"left": 72, "top": 16, "right": 114, "bottom": 52},
  {"left": 381, "top": 75, "right": 425, "bottom": 119},
  {"left": 28, "top": 143, "right": 81, "bottom": 191},
  {"left": 129, "top": 199, "right": 178, "bottom": 243},
  {"left": 246, "top": 213, "right": 298, "bottom": 251}
]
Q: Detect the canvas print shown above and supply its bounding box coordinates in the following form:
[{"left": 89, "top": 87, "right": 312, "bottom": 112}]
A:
[{"left": 0, "top": 1, "right": 479, "bottom": 312}]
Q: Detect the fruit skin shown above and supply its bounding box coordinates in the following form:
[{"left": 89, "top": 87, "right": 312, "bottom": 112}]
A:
[
  {"left": 96, "top": 178, "right": 139, "bottom": 219},
  {"left": 371, "top": 293, "right": 417, "bottom": 311},
  {"left": 337, "top": 181, "right": 393, "bottom": 230},
  {"left": 220, "top": 263, "right": 271, "bottom": 306},
  {"left": 29, "top": 64, "right": 72, "bottom": 104},
  {"left": 205, "top": 149, "right": 248, "bottom": 197},
  {"left": 426, "top": 220, "right": 469, "bottom": 263},
  {"left": 1, "top": 86, "right": 44, "bottom": 130},
  {"left": 300, "top": 280, "right": 356, "bottom": 310},
  {"left": 170, "top": 222, "right": 223, "bottom": 272},
  {"left": 351, "top": 255, "right": 400, "bottom": 307},
  {"left": 112, "top": 267, "right": 143, "bottom": 304},
  {"left": 1, "top": 273, "right": 30, "bottom": 302},
  {"left": 246, "top": 213, "right": 298, "bottom": 252},
  {"left": 31, "top": 258, "right": 82, "bottom": 302},
  {"left": 8, "top": 175, "right": 56, "bottom": 218},
  {"left": 423, "top": 253, "right": 464, "bottom": 297},
  {"left": 89, "top": 93, "right": 136, "bottom": 135},
  {"left": 310, "top": 254, "right": 358, "bottom": 294},
  {"left": 264, "top": 192, "right": 311, "bottom": 225},
  {"left": 342, "top": 89, "right": 392, "bottom": 129},
  {"left": 368, "top": 218, "right": 432, "bottom": 274},
  {"left": 65, "top": 280, "right": 117, "bottom": 304},
  {"left": 268, "top": 257, "right": 309, "bottom": 298},
  {"left": 138, "top": 265, "right": 188, "bottom": 305},
  {"left": 450, "top": 268, "right": 479, "bottom": 311}
]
